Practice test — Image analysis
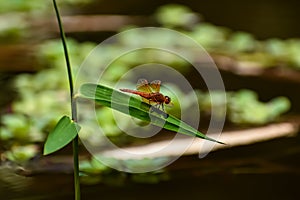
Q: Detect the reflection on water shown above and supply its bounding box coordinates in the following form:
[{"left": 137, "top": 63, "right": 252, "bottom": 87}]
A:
[
  {"left": 0, "top": 164, "right": 73, "bottom": 200},
  {"left": 0, "top": 165, "right": 32, "bottom": 199}
]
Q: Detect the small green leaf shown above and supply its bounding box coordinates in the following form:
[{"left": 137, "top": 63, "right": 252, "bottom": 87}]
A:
[
  {"left": 43, "top": 115, "right": 81, "bottom": 155},
  {"left": 79, "top": 83, "right": 224, "bottom": 144}
]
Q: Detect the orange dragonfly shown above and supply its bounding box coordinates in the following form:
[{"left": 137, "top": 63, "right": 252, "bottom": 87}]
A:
[{"left": 120, "top": 79, "right": 171, "bottom": 112}]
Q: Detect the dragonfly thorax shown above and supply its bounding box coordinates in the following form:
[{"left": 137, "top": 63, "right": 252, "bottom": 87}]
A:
[{"left": 149, "top": 93, "right": 171, "bottom": 105}]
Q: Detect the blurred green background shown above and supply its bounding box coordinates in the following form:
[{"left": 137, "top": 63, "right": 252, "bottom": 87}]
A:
[{"left": 0, "top": 0, "right": 300, "bottom": 200}]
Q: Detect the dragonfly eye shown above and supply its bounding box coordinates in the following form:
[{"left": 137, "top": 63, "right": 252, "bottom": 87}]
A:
[{"left": 165, "top": 96, "right": 171, "bottom": 104}]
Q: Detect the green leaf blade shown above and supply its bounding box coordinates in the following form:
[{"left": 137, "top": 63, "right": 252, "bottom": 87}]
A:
[
  {"left": 43, "top": 115, "right": 81, "bottom": 155},
  {"left": 79, "top": 83, "right": 224, "bottom": 144}
]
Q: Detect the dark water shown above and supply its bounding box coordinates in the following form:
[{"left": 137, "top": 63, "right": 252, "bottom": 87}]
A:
[
  {"left": 68, "top": 0, "right": 300, "bottom": 42},
  {"left": 1, "top": 133, "right": 300, "bottom": 200},
  {"left": 76, "top": 0, "right": 300, "bottom": 39}
]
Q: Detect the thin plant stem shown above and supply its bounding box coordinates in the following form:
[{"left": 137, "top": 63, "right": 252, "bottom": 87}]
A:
[{"left": 52, "top": 1, "right": 80, "bottom": 200}]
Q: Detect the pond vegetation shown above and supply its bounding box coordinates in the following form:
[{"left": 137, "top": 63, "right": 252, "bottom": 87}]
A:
[{"left": 0, "top": 1, "right": 299, "bottom": 200}]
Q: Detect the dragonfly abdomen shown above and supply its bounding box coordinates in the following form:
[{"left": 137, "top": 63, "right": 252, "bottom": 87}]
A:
[{"left": 120, "top": 89, "right": 164, "bottom": 103}]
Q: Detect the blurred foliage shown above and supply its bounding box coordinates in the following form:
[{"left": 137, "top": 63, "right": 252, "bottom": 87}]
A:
[
  {"left": 0, "top": 39, "right": 94, "bottom": 159},
  {"left": 227, "top": 90, "right": 290, "bottom": 124},
  {"left": 0, "top": 3, "right": 293, "bottom": 180},
  {"left": 197, "top": 90, "right": 290, "bottom": 125},
  {"left": 0, "top": 0, "right": 91, "bottom": 43},
  {"left": 155, "top": 4, "right": 201, "bottom": 29},
  {"left": 0, "top": 0, "right": 91, "bottom": 13},
  {"left": 79, "top": 156, "right": 169, "bottom": 185},
  {"left": 188, "top": 23, "right": 230, "bottom": 50},
  {"left": 156, "top": 4, "right": 300, "bottom": 69},
  {"left": 1, "top": 29, "right": 291, "bottom": 163},
  {"left": 0, "top": 14, "right": 28, "bottom": 43},
  {"left": 1, "top": 2, "right": 300, "bottom": 68},
  {"left": 184, "top": 89, "right": 291, "bottom": 125},
  {"left": 2, "top": 145, "right": 38, "bottom": 164}
]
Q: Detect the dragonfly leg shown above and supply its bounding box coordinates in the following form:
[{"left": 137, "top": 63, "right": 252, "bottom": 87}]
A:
[
  {"left": 149, "top": 104, "right": 157, "bottom": 113},
  {"left": 161, "top": 103, "right": 164, "bottom": 111},
  {"left": 150, "top": 104, "right": 168, "bottom": 118},
  {"left": 150, "top": 104, "right": 160, "bottom": 113},
  {"left": 155, "top": 103, "right": 161, "bottom": 110}
]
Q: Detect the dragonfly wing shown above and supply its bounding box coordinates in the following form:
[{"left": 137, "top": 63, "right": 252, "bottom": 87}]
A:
[
  {"left": 136, "top": 79, "right": 152, "bottom": 92},
  {"left": 136, "top": 79, "right": 153, "bottom": 103},
  {"left": 149, "top": 80, "right": 161, "bottom": 93},
  {"left": 136, "top": 79, "right": 162, "bottom": 105}
]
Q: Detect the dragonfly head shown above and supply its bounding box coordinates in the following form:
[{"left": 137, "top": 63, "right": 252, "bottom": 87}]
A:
[{"left": 164, "top": 96, "right": 171, "bottom": 104}]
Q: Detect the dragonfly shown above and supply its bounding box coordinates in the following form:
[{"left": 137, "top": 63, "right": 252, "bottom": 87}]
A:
[{"left": 120, "top": 79, "right": 171, "bottom": 116}]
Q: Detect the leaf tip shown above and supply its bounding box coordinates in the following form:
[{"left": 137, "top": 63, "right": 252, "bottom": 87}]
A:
[{"left": 217, "top": 140, "right": 226, "bottom": 145}]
